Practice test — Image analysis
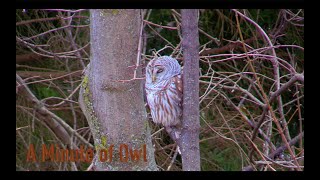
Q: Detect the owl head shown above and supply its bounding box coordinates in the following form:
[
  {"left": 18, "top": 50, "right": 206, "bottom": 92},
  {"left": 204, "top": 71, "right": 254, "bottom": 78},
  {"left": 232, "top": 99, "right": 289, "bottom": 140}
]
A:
[{"left": 146, "top": 56, "right": 181, "bottom": 84}]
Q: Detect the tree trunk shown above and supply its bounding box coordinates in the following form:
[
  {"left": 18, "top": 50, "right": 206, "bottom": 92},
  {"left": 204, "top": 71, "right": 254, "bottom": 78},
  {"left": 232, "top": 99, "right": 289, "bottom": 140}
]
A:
[
  {"left": 79, "top": 9, "right": 157, "bottom": 171},
  {"left": 180, "top": 9, "right": 201, "bottom": 171}
]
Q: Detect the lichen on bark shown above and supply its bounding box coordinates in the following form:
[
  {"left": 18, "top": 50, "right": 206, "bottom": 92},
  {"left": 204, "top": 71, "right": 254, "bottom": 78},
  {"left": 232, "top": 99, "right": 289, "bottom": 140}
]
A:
[
  {"left": 79, "top": 64, "right": 103, "bottom": 152},
  {"left": 78, "top": 9, "right": 158, "bottom": 171}
]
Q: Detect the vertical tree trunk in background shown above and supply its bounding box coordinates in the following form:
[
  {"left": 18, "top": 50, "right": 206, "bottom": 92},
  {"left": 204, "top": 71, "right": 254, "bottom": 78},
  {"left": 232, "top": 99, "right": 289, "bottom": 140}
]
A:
[
  {"left": 180, "top": 9, "right": 201, "bottom": 171},
  {"left": 79, "top": 9, "right": 157, "bottom": 171}
]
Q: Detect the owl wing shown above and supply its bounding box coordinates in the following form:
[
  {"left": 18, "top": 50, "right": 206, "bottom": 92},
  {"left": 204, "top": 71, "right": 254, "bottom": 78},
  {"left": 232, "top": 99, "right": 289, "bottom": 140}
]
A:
[
  {"left": 172, "top": 74, "right": 183, "bottom": 106},
  {"left": 173, "top": 75, "right": 182, "bottom": 94}
]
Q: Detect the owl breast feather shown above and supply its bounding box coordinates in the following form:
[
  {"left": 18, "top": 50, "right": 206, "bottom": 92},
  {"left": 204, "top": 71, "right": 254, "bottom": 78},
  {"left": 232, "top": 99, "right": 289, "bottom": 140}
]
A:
[{"left": 146, "top": 78, "right": 182, "bottom": 127}]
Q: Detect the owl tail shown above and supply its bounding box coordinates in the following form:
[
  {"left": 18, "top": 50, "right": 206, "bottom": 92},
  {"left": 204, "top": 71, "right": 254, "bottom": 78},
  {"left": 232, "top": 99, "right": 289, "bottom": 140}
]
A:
[{"left": 165, "top": 126, "right": 182, "bottom": 154}]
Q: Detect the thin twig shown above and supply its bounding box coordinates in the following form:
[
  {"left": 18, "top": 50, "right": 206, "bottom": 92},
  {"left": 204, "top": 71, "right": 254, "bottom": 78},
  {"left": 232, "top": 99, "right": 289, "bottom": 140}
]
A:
[
  {"left": 143, "top": 20, "right": 178, "bottom": 30},
  {"left": 234, "top": 10, "right": 301, "bottom": 170}
]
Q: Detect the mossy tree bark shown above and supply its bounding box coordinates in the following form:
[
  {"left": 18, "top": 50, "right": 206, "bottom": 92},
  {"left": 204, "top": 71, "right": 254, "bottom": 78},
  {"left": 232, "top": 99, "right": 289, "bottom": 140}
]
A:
[{"left": 79, "top": 9, "right": 157, "bottom": 171}]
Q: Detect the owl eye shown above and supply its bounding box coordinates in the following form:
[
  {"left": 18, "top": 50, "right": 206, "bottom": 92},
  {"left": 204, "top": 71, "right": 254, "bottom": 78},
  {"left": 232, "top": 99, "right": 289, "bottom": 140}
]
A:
[{"left": 157, "top": 69, "right": 164, "bottom": 73}]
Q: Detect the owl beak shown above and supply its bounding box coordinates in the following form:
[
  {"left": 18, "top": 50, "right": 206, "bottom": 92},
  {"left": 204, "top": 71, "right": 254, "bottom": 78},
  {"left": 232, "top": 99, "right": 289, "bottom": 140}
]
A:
[{"left": 152, "top": 75, "right": 156, "bottom": 82}]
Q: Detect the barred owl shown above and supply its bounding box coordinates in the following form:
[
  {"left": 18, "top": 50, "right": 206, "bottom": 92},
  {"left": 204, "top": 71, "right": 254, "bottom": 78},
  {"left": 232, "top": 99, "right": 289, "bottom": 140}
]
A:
[{"left": 145, "top": 56, "right": 182, "bottom": 143}]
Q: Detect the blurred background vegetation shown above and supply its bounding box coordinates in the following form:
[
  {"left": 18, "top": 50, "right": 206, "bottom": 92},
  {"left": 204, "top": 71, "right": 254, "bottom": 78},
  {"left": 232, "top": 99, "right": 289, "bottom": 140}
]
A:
[{"left": 16, "top": 9, "right": 304, "bottom": 171}]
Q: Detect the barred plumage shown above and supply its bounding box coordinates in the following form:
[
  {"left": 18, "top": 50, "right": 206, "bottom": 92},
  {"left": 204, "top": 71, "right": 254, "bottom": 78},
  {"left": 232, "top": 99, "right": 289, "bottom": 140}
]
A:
[{"left": 145, "top": 56, "right": 182, "bottom": 127}]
